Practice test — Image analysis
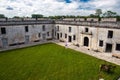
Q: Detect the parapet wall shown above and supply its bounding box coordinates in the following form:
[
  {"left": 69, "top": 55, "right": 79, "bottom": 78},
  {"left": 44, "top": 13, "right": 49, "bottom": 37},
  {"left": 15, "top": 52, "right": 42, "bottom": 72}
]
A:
[{"left": 0, "top": 18, "right": 120, "bottom": 29}]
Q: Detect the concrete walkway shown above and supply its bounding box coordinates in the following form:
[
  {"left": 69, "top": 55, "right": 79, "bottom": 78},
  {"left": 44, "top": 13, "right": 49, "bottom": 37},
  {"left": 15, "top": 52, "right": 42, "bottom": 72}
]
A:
[
  {"left": 53, "top": 40, "right": 120, "bottom": 66},
  {"left": 0, "top": 40, "right": 51, "bottom": 52}
]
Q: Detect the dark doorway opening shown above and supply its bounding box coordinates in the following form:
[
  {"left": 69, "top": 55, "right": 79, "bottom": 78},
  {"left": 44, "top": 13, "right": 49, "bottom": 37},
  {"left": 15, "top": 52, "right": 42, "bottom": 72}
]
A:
[
  {"left": 105, "top": 43, "right": 112, "bottom": 52},
  {"left": 57, "top": 33, "right": 59, "bottom": 40},
  {"left": 84, "top": 37, "right": 89, "bottom": 46},
  {"left": 68, "top": 36, "right": 72, "bottom": 42}
]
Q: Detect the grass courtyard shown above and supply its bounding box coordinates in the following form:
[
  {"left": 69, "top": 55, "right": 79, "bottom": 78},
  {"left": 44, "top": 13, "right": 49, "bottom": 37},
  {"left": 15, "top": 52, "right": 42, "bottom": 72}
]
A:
[{"left": 0, "top": 43, "right": 120, "bottom": 80}]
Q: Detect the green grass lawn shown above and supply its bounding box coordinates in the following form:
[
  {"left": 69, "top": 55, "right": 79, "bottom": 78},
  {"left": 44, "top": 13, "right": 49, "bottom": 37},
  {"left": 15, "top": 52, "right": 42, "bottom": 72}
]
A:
[{"left": 0, "top": 43, "right": 120, "bottom": 80}]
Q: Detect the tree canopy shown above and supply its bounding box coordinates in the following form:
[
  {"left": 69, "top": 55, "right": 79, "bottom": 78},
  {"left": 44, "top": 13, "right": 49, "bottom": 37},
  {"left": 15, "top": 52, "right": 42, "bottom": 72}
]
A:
[
  {"left": 95, "top": 9, "right": 102, "bottom": 17},
  {"left": 102, "top": 11, "right": 117, "bottom": 17},
  {"left": 31, "top": 14, "right": 44, "bottom": 18},
  {"left": 0, "top": 9, "right": 120, "bottom": 20},
  {"left": 0, "top": 14, "right": 5, "bottom": 18},
  {"left": 13, "top": 16, "right": 21, "bottom": 18}
]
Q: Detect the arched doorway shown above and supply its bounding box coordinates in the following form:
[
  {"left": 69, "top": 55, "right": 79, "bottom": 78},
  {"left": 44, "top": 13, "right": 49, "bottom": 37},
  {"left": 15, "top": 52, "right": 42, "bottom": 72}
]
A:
[{"left": 84, "top": 37, "right": 89, "bottom": 46}]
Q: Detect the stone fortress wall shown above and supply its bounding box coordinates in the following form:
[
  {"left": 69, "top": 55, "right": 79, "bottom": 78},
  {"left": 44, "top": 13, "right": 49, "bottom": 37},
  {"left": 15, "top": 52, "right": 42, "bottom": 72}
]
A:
[{"left": 0, "top": 17, "right": 120, "bottom": 53}]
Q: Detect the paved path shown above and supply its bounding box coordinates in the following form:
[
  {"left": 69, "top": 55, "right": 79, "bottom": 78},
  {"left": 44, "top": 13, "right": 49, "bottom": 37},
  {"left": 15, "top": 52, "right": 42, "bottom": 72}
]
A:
[
  {"left": 53, "top": 40, "right": 120, "bottom": 66},
  {"left": 0, "top": 40, "right": 51, "bottom": 52}
]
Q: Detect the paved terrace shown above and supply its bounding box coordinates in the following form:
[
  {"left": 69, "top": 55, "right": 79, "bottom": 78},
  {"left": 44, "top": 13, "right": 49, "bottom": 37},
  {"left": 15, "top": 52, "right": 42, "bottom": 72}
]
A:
[{"left": 53, "top": 40, "right": 120, "bottom": 66}]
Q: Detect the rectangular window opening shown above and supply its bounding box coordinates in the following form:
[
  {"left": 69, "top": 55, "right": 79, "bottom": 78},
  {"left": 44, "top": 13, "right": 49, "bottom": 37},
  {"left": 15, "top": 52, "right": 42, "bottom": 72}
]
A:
[
  {"left": 116, "top": 44, "right": 120, "bottom": 51},
  {"left": 25, "top": 26, "right": 29, "bottom": 32},
  {"left": 69, "top": 27, "right": 72, "bottom": 32},
  {"left": 42, "top": 25, "right": 45, "bottom": 31},
  {"left": 65, "top": 34, "right": 67, "bottom": 38},
  {"left": 1, "top": 27, "right": 6, "bottom": 34},
  {"left": 47, "top": 32, "right": 49, "bottom": 36},
  {"left": 73, "top": 35, "right": 76, "bottom": 40},
  {"left": 57, "top": 26, "right": 59, "bottom": 31},
  {"left": 85, "top": 28, "right": 88, "bottom": 32},
  {"left": 60, "top": 33, "right": 62, "bottom": 38},
  {"left": 99, "top": 40, "right": 103, "bottom": 47},
  {"left": 108, "top": 30, "right": 113, "bottom": 38}
]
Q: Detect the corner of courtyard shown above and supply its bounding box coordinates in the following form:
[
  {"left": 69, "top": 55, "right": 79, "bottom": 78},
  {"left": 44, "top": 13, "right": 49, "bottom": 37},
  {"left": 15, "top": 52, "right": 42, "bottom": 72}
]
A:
[{"left": 53, "top": 40, "right": 120, "bottom": 66}]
